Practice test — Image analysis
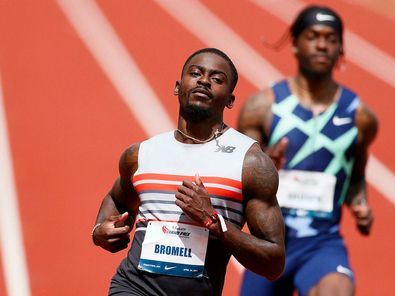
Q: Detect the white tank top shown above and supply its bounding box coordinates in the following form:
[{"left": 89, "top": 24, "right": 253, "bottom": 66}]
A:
[{"left": 133, "top": 128, "right": 256, "bottom": 230}]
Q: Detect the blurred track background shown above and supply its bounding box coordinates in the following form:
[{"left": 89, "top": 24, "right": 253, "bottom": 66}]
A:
[{"left": 0, "top": 0, "right": 394, "bottom": 295}]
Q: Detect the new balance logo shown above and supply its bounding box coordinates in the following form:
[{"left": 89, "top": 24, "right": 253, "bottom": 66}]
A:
[
  {"left": 333, "top": 116, "right": 352, "bottom": 126},
  {"left": 316, "top": 13, "right": 336, "bottom": 22},
  {"left": 215, "top": 145, "right": 236, "bottom": 153}
]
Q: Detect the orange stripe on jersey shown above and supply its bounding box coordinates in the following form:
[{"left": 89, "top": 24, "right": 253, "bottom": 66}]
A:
[
  {"left": 134, "top": 182, "right": 242, "bottom": 201},
  {"left": 202, "top": 176, "right": 241, "bottom": 190},
  {"left": 133, "top": 173, "right": 241, "bottom": 189},
  {"left": 206, "top": 187, "right": 242, "bottom": 201},
  {"left": 134, "top": 183, "right": 178, "bottom": 192}
]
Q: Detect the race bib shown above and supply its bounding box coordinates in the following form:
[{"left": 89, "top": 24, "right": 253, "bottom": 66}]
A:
[
  {"left": 138, "top": 221, "right": 209, "bottom": 278},
  {"left": 276, "top": 170, "right": 336, "bottom": 219}
]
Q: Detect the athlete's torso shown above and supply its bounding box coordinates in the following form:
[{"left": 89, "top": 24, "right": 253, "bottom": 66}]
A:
[
  {"left": 268, "top": 80, "right": 359, "bottom": 240},
  {"left": 118, "top": 128, "right": 255, "bottom": 296}
]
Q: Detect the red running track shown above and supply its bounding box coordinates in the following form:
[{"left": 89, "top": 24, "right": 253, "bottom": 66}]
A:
[{"left": 0, "top": 1, "right": 394, "bottom": 295}]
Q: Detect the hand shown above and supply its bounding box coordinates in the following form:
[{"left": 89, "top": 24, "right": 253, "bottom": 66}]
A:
[
  {"left": 175, "top": 173, "right": 215, "bottom": 226},
  {"left": 264, "top": 137, "right": 288, "bottom": 170},
  {"left": 93, "top": 212, "right": 132, "bottom": 253},
  {"left": 350, "top": 200, "right": 373, "bottom": 235}
]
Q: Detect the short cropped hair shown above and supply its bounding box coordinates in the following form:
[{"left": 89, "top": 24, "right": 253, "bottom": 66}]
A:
[{"left": 181, "top": 48, "right": 238, "bottom": 92}]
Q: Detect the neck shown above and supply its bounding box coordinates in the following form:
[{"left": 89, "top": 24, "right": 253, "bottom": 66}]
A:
[
  {"left": 291, "top": 74, "right": 336, "bottom": 102},
  {"left": 290, "top": 74, "right": 340, "bottom": 117},
  {"left": 175, "top": 121, "right": 226, "bottom": 144}
]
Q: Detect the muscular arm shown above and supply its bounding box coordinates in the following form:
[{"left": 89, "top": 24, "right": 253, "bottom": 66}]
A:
[
  {"left": 92, "top": 143, "right": 141, "bottom": 252},
  {"left": 176, "top": 144, "right": 285, "bottom": 280},
  {"left": 227, "top": 143, "right": 285, "bottom": 279},
  {"left": 344, "top": 101, "right": 378, "bottom": 235}
]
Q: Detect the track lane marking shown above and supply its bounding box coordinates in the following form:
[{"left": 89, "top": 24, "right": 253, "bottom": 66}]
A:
[
  {"left": 366, "top": 155, "right": 395, "bottom": 206},
  {"left": 154, "top": 0, "right": 283, "bottom": 88},
  {"left": 0, "top": 71, "right": 31, "bottom": 296},
  {"left": 56, "top": 0, "right": 175, "bottom": 138}
]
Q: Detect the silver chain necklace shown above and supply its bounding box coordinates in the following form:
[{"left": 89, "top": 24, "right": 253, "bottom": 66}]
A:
[{"left": 176, "top": 123, "right": 225, "bottom": 144}]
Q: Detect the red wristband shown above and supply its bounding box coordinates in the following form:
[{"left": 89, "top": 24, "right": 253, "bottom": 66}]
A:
[{"left": 204, "top": 211, "right": 218, "bottom": 228}]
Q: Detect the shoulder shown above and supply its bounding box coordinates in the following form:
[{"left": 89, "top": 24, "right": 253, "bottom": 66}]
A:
[
  {"left": 242, "top": 143, "right": 279, "bottom": 198},
  {"left": 355, "top": 99, "right": 378, "bottom": 147},
  {"left": 119, "top": 143, "right": 141, "bottom": 177},
  {"left": 139, "top": 131, "right": 175, "bottom": 147},
  {"left": 118, "top": 132, "right": 174, "bottom": 173}
]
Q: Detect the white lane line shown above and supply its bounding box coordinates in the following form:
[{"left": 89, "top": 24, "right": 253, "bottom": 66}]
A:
[
  {"left": 249, "top": 0, "right": 395, "bottom": 89},
  {"left": 0, "top": 72, "right": 31, "bottom": 295},
  {"left": 366, "top": 155, "right": 395, "bottom": 206},
  {"left": 56, "top": 0, "right": 175, "bottom": 137},
  {"left": 153, "top": 0, "right": 283, "bottom": 89}
]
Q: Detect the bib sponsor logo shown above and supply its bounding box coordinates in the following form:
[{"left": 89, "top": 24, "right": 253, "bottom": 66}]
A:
[
  {"left": 288, "top": 193, "right": 322, "bottom": 202},
  {"left": 293, "top": 176, "right": 318, "bottom": 185},
  {"left": 162, "top": 225, "right": 191, "bottom": 238}
]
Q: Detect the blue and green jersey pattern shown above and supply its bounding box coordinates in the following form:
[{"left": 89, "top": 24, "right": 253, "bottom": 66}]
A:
[{"left": 268, "top": 80, "right": 359, "bottom": 238}]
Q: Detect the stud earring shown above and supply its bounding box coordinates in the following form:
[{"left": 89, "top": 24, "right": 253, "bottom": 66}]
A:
[{"left": 292, "top": 47, "right": 298, "bottom": 54}]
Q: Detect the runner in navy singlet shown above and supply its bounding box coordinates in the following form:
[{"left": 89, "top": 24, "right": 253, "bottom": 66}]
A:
[{"left": 238, "top": 6, "right": 378, "bottom": 296}]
